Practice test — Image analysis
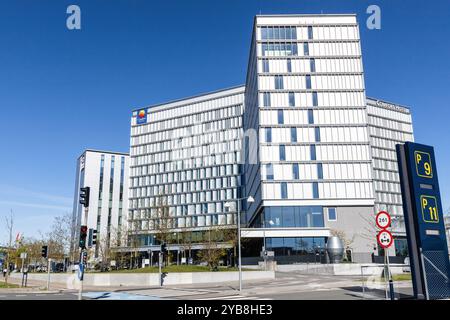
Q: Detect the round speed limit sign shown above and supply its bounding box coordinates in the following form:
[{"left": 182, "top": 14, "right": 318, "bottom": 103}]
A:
[
  {"left": 377, "top": 229, "right": 393, "bottom": 248},
  {"left": 375, "top": 211, "right": 391, "bottom": 229}
]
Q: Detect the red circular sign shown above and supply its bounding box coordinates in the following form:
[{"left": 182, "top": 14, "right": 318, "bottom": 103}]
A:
[
  {"left": 377, "top": 229, "right": 393, "bottom": 248},
  {"left": 375, "top": 211, "right": 391, "bottom": 229}
]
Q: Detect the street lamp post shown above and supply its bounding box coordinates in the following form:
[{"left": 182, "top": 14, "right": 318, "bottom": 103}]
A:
[{"left": 225, "top": 195, "right": 254, "bottom": 292}]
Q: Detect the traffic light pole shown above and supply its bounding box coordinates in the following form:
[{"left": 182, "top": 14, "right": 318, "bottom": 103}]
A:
[
  {"left": 47, "top": 257, "right": 51, "bottom": 290},
  {"left": 78, "top": 206, "right": 89, "bottom": 301},
  {"left": 159, "top": 252, "right": 163, "bottom": 287}
]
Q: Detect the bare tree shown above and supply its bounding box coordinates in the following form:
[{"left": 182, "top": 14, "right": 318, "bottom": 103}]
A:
[{"left": 3, "top": 210, "right": 14, "bottom": 285}]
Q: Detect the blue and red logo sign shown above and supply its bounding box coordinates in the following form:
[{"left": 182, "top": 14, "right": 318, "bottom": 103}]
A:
[{"left": 136, "top": 109, "right": 147, "bottom": 124}]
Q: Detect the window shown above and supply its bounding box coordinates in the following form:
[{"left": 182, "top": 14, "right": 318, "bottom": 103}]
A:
[
  {"left": 263, "top": 59, "right": 269, "bottom": 72},
  {"left": 281, "top": 182, "right": 288, "bottom": 199},
  {"left": 287, "top": 59, "right": 292, "bottom": 72},
  {"left": 312, "top": 182, "right": 319, "bottom": 199},
  {"left": 279, "top": 145, "right": 286, "bottom": 161},
  {"left": 278, "top": 110, "right": 284, "bottom": 124},
  {"left": 306, "top": 75, "right": 312, "bottom": 89},
  {"left": 292, "top": 164, "right": 299, "bottom": 179},
  {"left": 307, "top": 26, "right": 313, "bottom": 39},
  {"left": 308, "top": 109, "right": 314, "bottom": 124},
  {"left": 290, "top": 127, "right": 297, "bottom": 142},
  {"left": 310, "top": 58, "right": 316, "bottom": 72},
  {"left": 266, "top": 163, "right": 274, "bottom": 180},
  {"left": 327, "top": 208, "right": 337, "bottom": 221},
  {"left": 265, "top": 128, "right": 272, "bottom": 142},
  {"left": 262, "top": 43, "right": 298, "bottom": 56},
  {"left": 288, "top": 92, "right": 295, "bottom": 107},
  {"left": 314, "top": 127, "right": 321, "bottom": 142},
  {"left": 317, "top": 163, "right": 323, "bottom": 179},
  {"left": 275, "top": 75, "right": 284, "bottom": 89},
  {"left": 312, "top": 91, "right": 318, "bottom": 106},
  {"left": 304, "top": 42, "right": 309, "bottom": 56},
  {"left": 310, "top": 145, "right": 316, "bottom": 160},
  {"left": 261, "top": 26, "right": 297, "bottom": 40},
  {"left": 263, "top": 92, "right": 271, "bottom": 107}
]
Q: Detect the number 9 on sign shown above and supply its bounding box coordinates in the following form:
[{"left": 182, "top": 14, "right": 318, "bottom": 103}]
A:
[{"left": 377, "top": 230, "right": 393, "bottom": 249}]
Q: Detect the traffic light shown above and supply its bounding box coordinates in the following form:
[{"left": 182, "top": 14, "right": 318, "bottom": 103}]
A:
[
  {"left": 88, "top": 229, "right": 98, "bottom": 247},
  {"left": 92, "top": 229, "right": 97, "bottom": 246},
  {"left": 41, "top": 245, "right": 48, "bottom": 258},
  {"left": 79, "top": 225, "right": 88, "bottom": 249},
  {"left": 160, "top": 242, "right": 167, "bottom": 253},
  {"left": 81, "top": 251, "right": 88, "bottom": 265},
  {"left": 79, "top": 187, "right": 90, "bottom": 208}
]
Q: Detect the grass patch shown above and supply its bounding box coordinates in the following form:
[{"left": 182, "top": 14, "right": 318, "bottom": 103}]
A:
[
  {"left": 391, "top": 273, "right": 412, "bottom": 281},
  {"left": 90, "top": 265, "right": 255, "bottom": 273},
  {"left": 0, "top": 281, "right": 20, "bottom": 288}
]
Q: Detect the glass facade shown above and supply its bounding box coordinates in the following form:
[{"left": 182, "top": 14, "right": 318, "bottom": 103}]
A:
[
  {"left": 129, "top": 87, "right": 245, "bottom": 234},
  {"left": 264, "top": 206, "right": 324, "bottom": 228}
]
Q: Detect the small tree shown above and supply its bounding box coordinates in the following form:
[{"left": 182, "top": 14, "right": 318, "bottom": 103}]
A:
[
  {"left": 197, "top": 226, "right": 227, "bottom": 270},
  {"left": 3, "top": 211, "right": 14, "bottom": 285}
]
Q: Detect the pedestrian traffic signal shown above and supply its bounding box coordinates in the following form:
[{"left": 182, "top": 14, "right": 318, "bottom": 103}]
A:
[
  {"left": 79, "top": 187, "right": 90, "bottom": 208},
  {"left": 79, "top": 225, "right": 88, "bottom": 249},
  {"left": 41, "top": 245, "right": 48, "bottom": 258}
]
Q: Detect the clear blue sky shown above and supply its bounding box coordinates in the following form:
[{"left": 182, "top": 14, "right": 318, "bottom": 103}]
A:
[{"left": 1, "top": 0, "right": 449, "bottom": 244}]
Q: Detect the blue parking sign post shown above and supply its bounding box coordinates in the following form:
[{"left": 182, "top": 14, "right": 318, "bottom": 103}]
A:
[{"left": 397, "top": 142, "right": 450, "bottom": 299}]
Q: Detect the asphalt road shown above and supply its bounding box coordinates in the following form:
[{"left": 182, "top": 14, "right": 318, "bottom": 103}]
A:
[{"left": 0, "top": 271, "right": 414, "bottom": 300}]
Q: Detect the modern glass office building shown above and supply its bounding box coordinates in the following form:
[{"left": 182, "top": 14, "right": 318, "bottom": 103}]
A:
[
  {"left": 366, "top": 97, "right": 414, "bottom": 260},
  {"left": 242, "top": 15, "right": 377, "bottom": 262},
  {"left": 71, "top": 150, "right": 130, "bottom": 262},
  {"left": 128, "top": 86, "right": 245, "bottom": 260},
  {"left": 125, "top": 14, "right": 415, "bottom": 264}
]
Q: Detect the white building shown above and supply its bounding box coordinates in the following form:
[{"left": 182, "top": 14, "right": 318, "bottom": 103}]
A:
[
  {"left": 71, "top": 150, "right": 130, "bottom": 260},
  {"left": 367, "top": 97, "right": 414, "bottom": 260},
  {"left": 242, "top": 14, "right": 378, "bottom": 263},
  {"left": 125, "top": 14, "right": 416, "bottom": 264},
  {"left": 128, "top": 86, "right": 245, "bottom": 259}
]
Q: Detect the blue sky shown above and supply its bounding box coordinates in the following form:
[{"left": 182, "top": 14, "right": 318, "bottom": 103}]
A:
[{"left": 1, "top": 0, "right": 449, "bottom": 244}]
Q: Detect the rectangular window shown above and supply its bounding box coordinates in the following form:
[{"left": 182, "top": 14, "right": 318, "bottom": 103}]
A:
[
  {"left": 263, "top": 59, "right": 269, "bottom": 72},
  {"left": 308, "top": 26, "right": 313, "bottom": 39},
  {"left": 263, "top": 92, "right": 271, "bottom": 107},
  {"left": 281, "top": 182, "right": 288, "bottom": 199},
  {"left": 290, "top": 127, "right": 297, "bottom": 142},
  {"left": 261, "top": 27, "right": 267, "bottom": 39},
  {"left": 265, "top": 128, "right": 272, "bottom": 142},
  {"left": 310, "top": 58, "right": 316, "bottom": 72},
  {"left": 292, "top": 164, "right": 299, "bottom": 179},
  {"left": 312, "top": 182, "right": 319, "bottom": 199},
  {"left": 310, "top": 145, "right": 316, "bottom": 160},
  {"left": 317, "top": 163, "right": 323, "bottom": 179},
  {"left": 327, "top": 208, "right": 337, "bottom": 221},
  {"left": 314, "top": 127, "right": 321, "bottom": 142},
  {"left": 275, "top": 75, "right": 284, "bottom": 89},
  {"left": 288, "top": 92, "right": 295, "bottom": 107},
  {"left": 306, "top": 75, "right": 312, "bottom": 89},
  {"left": 278, "top": 110, "right": 284, "bottom": 124},
  {"left": 279, "top": 145, "right": 286, "bottom": 161},
  {"left": 266, "top": 163, "right": 274, "bottom": 180},
  {"left": 287, "top": 59, "right": 292, "bottom": 72},
  {"left": 308, "top": 109, "right": 314, "bottom": 124},
  {"left": 304, "top": 42, "right": 309, "bottom": 56},
  {"left": 312, "top": 91, "right": 318, "bottom": 106}
]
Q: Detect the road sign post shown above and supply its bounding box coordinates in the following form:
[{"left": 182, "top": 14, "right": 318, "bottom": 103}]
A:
[
  {"left": 376, "top": 211, "right": 395, "bottom": 300},
  {"left": 397, "top": 142, "right": 450, "bottom": 299}
]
